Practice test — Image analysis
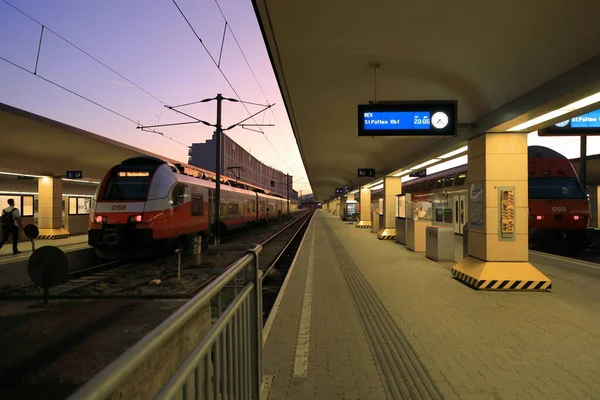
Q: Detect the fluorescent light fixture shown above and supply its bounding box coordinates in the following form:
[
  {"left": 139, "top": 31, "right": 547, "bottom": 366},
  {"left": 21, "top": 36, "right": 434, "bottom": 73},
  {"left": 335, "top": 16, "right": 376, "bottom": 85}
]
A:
[
  {"left": 350, "top": 189, "right": 359, "bottom": 194},
  {"left": 392, "top": 169, "right": 414, "bottom": 177},
  {"left": 438, "top": 146, "right": 468, "bottom": 159},
  {"left": 64, "top": 194, "right": 95, "bottom": 197},
  {"left": 0, "top": 191, "right": 37, "bottom": 195},
  {"left": 427, "top": 155, "right": 469, "bottom": 174},
  {"left": 370, "top": 184, "right": 384, "bottom": 191},
  {"left": 0, "top": 171, "right": 47, "bottom": 178},
  {"left": 508, "top": 91, "right": 600, "bottom": 131},
  {"left": 368, "top": 179, "right": 383, "bottom": 188},
  {"left": 411, "top": 159, "right": 440, "bottom": 170},
  {"left": 62, "top": 178, "right": 100, "bottom": 184}
]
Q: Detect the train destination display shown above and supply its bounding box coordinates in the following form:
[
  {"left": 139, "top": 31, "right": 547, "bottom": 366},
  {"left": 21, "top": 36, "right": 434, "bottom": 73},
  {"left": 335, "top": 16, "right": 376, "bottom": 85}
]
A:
[
  {"left": 539, "top": 109, "right": 600, "bottom": 136},
  {"left": 357, "top": 101, "right": 457, "bottom": 137}
]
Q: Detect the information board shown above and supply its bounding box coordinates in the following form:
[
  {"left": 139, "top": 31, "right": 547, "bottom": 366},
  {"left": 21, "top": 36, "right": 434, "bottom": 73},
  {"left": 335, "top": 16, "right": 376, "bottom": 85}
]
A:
[
  {"left": 538, "top": 109, "right": 600, "bottom": 136},
  {"left": 358, "top": 168, "right": 376, "bottom": 177},
  {"left": 469, "top": 182, "right": 484, "bottom": 230},
  {"left": 66, "top": 170, "right": 83, "bottom": 179},
  {"left": 409, "top": 169, "right": 427, "bottom": 178},
  {"left": 357, "top": 101, "right": 457, "bottom": 137},
  {"left": 335, "top": 188, "right": 344, "bottom": 195}
]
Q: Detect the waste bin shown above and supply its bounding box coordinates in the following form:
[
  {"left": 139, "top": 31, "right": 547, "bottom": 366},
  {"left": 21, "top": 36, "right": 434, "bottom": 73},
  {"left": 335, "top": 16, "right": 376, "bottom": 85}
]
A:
[{"left": 426, "top": 226, "right": 455, "bottom": 262}]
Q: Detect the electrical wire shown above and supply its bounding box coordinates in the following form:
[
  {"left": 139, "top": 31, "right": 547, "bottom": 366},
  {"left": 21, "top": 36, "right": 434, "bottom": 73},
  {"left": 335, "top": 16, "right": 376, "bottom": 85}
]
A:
[
  {"left": 1, "top": 0, "right": 166, "bottom": 105},
  {"left": 213, "top": 0, "right": 304, "bottom": 178}
]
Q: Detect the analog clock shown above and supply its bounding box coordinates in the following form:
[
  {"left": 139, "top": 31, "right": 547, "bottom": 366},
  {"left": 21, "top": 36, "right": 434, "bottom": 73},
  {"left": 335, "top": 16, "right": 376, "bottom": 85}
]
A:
[
  {"left": 555, "top": 120, "right": 570, "bottom": 128},
  {"left": 431, "top": 112, "right": 449, "bottom": 129}
]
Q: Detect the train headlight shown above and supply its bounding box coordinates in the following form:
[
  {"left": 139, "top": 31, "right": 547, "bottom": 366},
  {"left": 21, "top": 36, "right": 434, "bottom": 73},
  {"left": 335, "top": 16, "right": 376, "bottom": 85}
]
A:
[
  {"left": 95, "top": 216, "right": 107, "bottom": 224},
  {"left": 128, "top": 215, "right": 143, "bottom": 223}
]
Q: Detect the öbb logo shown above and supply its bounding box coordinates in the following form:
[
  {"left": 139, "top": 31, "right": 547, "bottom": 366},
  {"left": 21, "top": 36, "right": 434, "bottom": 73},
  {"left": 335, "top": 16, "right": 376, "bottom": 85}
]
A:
[
  {"left": 551, "top": 206, "right": 566, "bottom": 213},
  {"left": 111, "top": 204, "right": 127, "bottom": 211}
]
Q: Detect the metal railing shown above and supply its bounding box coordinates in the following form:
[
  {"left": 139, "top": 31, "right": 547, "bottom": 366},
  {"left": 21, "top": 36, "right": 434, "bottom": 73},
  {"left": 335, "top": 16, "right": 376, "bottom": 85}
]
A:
[{"left": 68, "top": 244, "right": 263, "bottom": 400}]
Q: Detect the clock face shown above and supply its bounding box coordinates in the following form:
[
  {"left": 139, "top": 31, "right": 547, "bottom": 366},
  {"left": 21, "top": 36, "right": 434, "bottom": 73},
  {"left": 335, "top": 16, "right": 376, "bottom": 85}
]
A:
[
  {"left": 555, "top": 120, "right": 570, "bottom": 128},
  {"left": 431, "top": 112, "right": 449, "bottom": 129}
]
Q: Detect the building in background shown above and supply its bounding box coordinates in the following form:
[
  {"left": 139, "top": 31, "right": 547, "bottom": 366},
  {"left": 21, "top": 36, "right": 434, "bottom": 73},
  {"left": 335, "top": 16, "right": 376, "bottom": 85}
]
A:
[{"left": 188, "top": 132, "right": 293, "bottom": 198}]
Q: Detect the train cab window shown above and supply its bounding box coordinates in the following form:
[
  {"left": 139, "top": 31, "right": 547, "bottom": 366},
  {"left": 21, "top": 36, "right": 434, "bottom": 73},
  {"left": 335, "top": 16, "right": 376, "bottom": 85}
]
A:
[
  {"left": 171, "top": 184, "right": 186, "bottom": 206},
  {"left": 435, "top": 178, "right": 445, "bottom": 189},
  {"left": 104, "top": 171, "right": 152, "bottom": 201},
  {"left": 455, "top": 173, "right": 467, "bottom": 186},
  {"left": 427, "top": 179, "right": 436, "bottom": 190},
  {"left": 191, "top": 193, "right": 204, "bottom": 216},
  {"left": 444, "top": 174, "right": 456, "bottom": 188},
  {"left": 529, "top": 177, "right": 587, "bottom": 200}
]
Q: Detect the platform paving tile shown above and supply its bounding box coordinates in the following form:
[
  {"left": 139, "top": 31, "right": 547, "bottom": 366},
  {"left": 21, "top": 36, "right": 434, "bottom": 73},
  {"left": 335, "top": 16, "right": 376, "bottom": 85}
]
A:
[
  {"left": 322, "top": 213, "right": 600, "bottom": 399},
  {"left": 263, "top": 214, "right": 387, "bottom": 400}
]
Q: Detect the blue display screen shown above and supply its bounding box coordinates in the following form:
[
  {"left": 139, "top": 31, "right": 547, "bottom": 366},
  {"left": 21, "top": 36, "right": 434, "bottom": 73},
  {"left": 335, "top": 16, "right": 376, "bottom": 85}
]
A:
[
  {"left": 363, "top": 112, "right": 431, "bottom": 130},
  {"left": 561, "top": 109, "right": 600, "bottom": 128}
]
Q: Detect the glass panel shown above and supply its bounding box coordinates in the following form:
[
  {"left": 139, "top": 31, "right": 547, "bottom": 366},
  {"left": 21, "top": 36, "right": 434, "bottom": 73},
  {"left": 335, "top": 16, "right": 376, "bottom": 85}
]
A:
[
  {"left": 22, "top": 195, "right": 34, "bottom": 217},
  {"left": 69, "top": 197, "right": 77, "bottom": 215},
  {"left": 528, "top": 177, "right": 586, "bottom": 200}
]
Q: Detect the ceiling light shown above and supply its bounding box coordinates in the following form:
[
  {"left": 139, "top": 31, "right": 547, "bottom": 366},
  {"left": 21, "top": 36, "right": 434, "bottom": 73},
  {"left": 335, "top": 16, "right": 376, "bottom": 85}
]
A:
[
  {"left": 438, "top": 146, "right": 468, "bottom": 159},
  {"left": 62, "top": 178, "right": 100, "bottom": 184},
  {"left": 370, "top": 184, "right": 384, "bottom": 191},
  {"left": 368, "top": 180, "right": 383, "bottom": 188},
  {"left": 508, "top": 91, "right": 600, "bottom": 131},
  {"left": 0, "top": 171, "right": 47, "bottom": 178},
  {"left": 411, "top": 159, "right": 441, "bottom": 170}
]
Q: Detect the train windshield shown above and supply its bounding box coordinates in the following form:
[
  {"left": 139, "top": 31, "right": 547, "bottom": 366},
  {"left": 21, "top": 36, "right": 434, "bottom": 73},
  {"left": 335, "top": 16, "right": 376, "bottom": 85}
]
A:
[
  {"left": 528, "top": 177, "right": 586, "bottom": 200},
  {"left": 103, "top": 170, "right": 153, "bottom": 201}
]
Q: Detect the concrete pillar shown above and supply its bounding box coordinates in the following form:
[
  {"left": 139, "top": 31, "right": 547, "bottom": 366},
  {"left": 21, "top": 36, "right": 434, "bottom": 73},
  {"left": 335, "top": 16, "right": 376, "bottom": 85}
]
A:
[
  {"left": 347, "top": 193, "right": 355, "bottom": 202},
  {"left": 339, "top": 197, "right": 347, "bottom": 219},
  {"left": 378, "top": 176, "right": 401, "bottom": 240},
  {"left": 589, "top": 186, "right": 599, "bottom": 227},
  {"left": 451, "top": 133, "right": 551, "bottom": 291},
  {"left": 356, "top": 187, "right": 371, "bottom": 228},
  {"left": 38, "top": 177, "right": 69, "bottom": 238}
]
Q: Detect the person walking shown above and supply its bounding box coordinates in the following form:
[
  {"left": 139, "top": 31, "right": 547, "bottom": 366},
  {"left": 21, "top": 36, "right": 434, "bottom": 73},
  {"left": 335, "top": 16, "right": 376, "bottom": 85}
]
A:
[{"left": 0, "top": 198, "right": 23, "bottom": 254}]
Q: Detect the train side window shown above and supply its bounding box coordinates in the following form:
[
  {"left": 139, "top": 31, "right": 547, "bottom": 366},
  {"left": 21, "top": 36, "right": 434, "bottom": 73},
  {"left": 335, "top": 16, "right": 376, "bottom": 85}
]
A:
[
  {"left": 171, "top": 184, "right": 185, "bottom": 206},
  {"left": 191, "top": 193, "right": 204, "bottom": 216},
  {"left": 435, "top": 178, "right": 445, "bottom": 189},
  {"left": 455, "top": 173, "right": 467, "bottom": 186},
  {"left": 427, "top": 179, "right": 436, "bottom": 190},
  {"left": 444, "top": 174, "right": 456, "bottom": 187}
]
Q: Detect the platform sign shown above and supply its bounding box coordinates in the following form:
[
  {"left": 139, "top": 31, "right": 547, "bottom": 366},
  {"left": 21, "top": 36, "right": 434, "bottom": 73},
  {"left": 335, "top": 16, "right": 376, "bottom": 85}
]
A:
[
  {"left": 357, "top": 101, "right": 457, "bottom": 137},
  {"left": 335, "top": 188, "right": 344, "bottom": 195},
  {"left": 409, "top": 169, "right": 427, "bottom": 178},
  {"left": 358, "top": 168, "right": 376, "bottom": 177},
  {"left": 66, "top": 170, "right": 83, "bottom": 179},
  {"left": 539, "top": 109, "right": 600, "bottom": 136}
]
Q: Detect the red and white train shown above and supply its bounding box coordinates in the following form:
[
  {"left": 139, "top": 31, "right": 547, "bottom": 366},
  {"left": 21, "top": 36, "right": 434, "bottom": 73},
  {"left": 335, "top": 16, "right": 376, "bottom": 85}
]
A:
[
  {"left": 89, "top": 156, "right": 296, "bottom": 259},
  {"left": 401, "top": 146, "right": 590, "bottom": 256}
]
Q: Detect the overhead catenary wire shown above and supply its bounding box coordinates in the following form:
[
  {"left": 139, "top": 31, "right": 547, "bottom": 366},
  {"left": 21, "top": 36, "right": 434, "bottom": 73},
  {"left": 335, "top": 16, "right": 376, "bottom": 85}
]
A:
[{"left": 213, "top": 0, "right": 304, "bottom": 178}]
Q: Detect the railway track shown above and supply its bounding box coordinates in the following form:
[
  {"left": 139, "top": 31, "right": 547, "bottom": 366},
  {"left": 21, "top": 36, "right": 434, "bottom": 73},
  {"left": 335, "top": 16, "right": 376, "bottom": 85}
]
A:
[{"left": 0, "top": 211, "right": 313, "bottom": 300}]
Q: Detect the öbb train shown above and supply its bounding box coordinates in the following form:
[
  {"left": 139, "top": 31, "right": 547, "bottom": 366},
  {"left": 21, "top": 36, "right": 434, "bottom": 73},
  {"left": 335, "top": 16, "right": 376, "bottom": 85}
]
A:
[
  {"left": 89, "top": 156, "right": 295, "bottom": 259},
  {"left": 401, "top": 146, "right": 590, "bottom": 256}
]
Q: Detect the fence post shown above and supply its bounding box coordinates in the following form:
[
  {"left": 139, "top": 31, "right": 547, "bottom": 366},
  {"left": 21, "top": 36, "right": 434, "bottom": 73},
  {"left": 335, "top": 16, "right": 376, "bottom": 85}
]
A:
[
  {"left": 245, "top": 248, "right": 262, "bottom": 399},
  {"left": 193, "top": 236, "right": 202, "bottom": 266}
]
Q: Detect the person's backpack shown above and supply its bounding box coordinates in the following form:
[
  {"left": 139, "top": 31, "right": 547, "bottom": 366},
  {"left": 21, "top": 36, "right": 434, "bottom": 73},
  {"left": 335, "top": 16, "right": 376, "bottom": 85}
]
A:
[{"left": 1, "top": 209, "right": 15, "bottom": 227}]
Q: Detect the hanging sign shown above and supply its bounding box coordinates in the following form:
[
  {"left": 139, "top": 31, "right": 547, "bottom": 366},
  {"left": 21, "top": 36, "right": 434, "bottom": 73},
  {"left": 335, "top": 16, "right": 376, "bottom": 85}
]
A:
[
  {"left": 358, "top": 168, "right": 376, "bottom": 177},
  {"left": 538, "top": 109, "right": 600, "bottom": 136}
]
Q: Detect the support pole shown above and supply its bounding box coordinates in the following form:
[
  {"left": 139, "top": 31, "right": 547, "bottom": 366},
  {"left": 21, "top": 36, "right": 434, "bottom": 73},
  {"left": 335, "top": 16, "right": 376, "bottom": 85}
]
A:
[
  {"left": 286, "top": 174, "right": 290, "bottom": 214},
  {"left": 215, "top": 93, "right": 223, "bottom": 245},
  {"left": 581, "top": 134, "right": 587, "bottom": 191}
]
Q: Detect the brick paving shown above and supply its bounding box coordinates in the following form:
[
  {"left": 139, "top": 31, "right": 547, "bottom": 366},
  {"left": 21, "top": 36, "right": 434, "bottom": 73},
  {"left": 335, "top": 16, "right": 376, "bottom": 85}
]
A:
[{"left": 263, "top": 210, "right": 600, "bottom": 399}]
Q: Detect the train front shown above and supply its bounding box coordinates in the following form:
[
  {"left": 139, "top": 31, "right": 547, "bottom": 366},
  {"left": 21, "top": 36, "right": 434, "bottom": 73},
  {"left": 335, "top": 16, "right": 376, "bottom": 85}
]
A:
[
  {"left": 89, "top": 158, "right": 166, "bottom": 259},
  {"left": 528, "top": 146, "right": 590, "bottom": 255}
]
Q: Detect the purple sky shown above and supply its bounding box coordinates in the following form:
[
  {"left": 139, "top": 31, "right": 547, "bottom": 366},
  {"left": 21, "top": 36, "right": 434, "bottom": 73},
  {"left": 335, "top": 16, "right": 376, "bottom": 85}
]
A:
[
  {"left": 0, "top": 0, "right": 312, "bottom": 193},
  {"left": 1, "top": 1, "right": 598, "bottom": 195}
]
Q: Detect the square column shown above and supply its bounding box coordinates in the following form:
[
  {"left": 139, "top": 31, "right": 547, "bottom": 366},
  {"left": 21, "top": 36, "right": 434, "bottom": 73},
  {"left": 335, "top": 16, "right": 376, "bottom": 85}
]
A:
[
  {"left": 339, "top": 197, "right": 346, "bottom": 220},
  {"left": 452, "top": 133, "right": 551, "bottom": 291},
  {"left": 378, "top": 176, "right": 401, "bottom": 240},
  {"left": 38, "top": 177, "right": 70, "bottom": 239},
  {"left": 356, "top": 187, "right": 371, "bottom": 228}
]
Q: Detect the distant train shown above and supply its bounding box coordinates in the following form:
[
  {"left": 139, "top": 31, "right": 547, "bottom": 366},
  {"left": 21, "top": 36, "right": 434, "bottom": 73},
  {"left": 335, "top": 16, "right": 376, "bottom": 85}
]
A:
[
  {"left": 402, "top": 146, "right": 590, "bottom": 256},
  {"left": 89, "top": 156, "right": 296, "bottom": 259}
]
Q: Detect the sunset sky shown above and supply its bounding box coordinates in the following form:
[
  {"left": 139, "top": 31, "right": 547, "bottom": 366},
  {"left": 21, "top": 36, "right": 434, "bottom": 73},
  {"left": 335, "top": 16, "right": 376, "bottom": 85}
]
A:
[{"left": 0, "top": 0, "right": 598, "bottom": 195}]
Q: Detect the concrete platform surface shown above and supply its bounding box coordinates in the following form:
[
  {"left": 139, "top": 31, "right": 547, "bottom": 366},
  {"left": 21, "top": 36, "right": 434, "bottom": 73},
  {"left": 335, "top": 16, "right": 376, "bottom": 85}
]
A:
[
  {"left": 262, "top": 210, "right": 600, "bottom": 400},
  {"left": 0, "top": 234, "right": 89, "bottom": 264}
]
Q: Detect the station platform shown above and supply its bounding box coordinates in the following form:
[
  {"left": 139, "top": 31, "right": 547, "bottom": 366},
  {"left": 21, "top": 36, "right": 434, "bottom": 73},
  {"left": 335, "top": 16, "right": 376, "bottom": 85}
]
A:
[
  {"left": 0, "top": 234, "right": 89, "bottom": 288},
  {"left": 262, "top": 210, "right": 600, "bottom": 400}
]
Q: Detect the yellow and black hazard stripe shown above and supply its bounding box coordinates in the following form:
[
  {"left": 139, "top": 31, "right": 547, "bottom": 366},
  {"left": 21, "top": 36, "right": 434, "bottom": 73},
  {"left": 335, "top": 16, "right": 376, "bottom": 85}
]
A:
[
  {"left": 36, "top": 233, "right": 70, "bottom": 240},
  {"left": 452, "top": 270, "right": 552, "bottom": 291},
  {"left": 378, "top": 235, "right": 395, "bottom": 240},
  {"left": 356, "top": 223, "right": 371, "bottom": 228}
]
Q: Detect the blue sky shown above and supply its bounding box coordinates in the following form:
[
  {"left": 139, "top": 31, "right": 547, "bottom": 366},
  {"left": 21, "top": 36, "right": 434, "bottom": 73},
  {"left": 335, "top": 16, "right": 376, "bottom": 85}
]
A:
[{"left": 0, "top": 0, "right": 598, "bottom": 195}]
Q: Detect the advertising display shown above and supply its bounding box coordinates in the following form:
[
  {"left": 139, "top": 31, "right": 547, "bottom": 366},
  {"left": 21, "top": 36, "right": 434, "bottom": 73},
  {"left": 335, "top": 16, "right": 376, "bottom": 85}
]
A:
[
  {"left": 469, "top": 182, "right": 484, "bottom": 230},
  {"left": 498, "top": 187, "right": 516, "bottom": 241}
]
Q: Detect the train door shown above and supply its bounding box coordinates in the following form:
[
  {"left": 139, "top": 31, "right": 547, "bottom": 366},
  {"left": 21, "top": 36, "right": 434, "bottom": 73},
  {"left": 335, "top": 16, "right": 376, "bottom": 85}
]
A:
[{"left": 458, "top": 194, "right": 466, "bottom": 234}]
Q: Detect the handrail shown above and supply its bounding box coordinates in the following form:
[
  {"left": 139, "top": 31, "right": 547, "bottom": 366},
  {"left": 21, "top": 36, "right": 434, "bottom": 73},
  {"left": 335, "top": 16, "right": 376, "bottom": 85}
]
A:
[{"left": 68, "top": 244, "right": 262, "bottom": 400}]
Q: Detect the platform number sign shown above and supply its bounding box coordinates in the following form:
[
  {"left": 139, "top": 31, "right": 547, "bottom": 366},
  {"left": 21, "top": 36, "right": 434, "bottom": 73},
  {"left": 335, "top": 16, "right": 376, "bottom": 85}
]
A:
[
  {"left": 335, "top": 188, "right": 344, "bottom": 195},
  {"left": 358, "top": 168, "right": 376, "bottom": 177},
  {"left": 66, "top": 170, "right": 83, "bottom": 179}
]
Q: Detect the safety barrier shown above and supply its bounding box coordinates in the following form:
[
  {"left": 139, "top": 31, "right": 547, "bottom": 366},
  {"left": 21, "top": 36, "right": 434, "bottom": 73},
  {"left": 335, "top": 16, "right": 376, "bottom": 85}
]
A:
[{"left": 68, "top": 243, "right": 263, "bottom": 400}]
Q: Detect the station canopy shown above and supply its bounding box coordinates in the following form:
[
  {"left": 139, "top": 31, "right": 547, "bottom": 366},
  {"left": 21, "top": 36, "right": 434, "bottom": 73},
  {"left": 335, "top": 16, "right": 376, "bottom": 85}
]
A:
[
  {"left": 252, "top": 0, "right": 600, "bottom": 200},
  {"left": 0, "top": 102, "right": 177, "bottom": 180}
]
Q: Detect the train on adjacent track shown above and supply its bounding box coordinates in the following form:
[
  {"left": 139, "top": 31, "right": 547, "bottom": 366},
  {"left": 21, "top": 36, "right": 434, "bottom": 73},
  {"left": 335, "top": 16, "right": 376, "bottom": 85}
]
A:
[
  {"left": 89, "top": 156, "right": 296, "bottom": 259},
  {"left": 401, "top": 145, "right": 590, "bottom": 256}
]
